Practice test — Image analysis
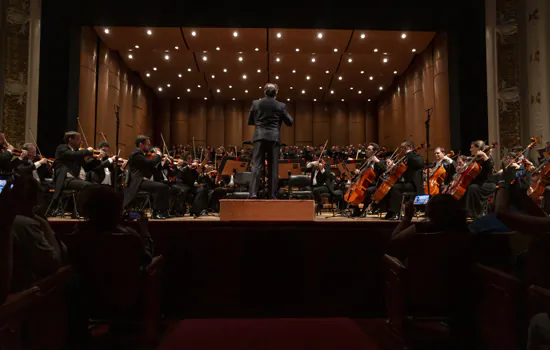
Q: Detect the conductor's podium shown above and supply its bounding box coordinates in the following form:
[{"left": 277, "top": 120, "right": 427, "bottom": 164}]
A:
[{"left": 219, "top": 199, "right": 315, "bottom": 222}]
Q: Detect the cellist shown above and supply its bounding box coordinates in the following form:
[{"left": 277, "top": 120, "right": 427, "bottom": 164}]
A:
[
  {"left": 349, "top": 143, "right": 386, "bottom": 217},
  {"left": 425, "top": 147, "right": 456, "bottom": 193},
  {"left": 462, "top": 140, "right": 496, "bottom": 219},
  {"left": 379, "top": 141, "right": 424, "bottom": 220}
]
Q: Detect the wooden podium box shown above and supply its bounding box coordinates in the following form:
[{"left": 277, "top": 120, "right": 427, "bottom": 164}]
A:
[{"left": 220, "top": 199, "right": 315, "bottom": 222}]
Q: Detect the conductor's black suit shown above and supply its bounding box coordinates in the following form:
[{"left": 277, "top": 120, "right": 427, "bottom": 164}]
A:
[{"left": 247, "top": 96, "right": 294, "bottom": 198}]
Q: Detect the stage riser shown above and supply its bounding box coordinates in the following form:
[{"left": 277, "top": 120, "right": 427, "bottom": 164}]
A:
[{"left": 220, "top": 199, "right": 315, "bottom": 221}]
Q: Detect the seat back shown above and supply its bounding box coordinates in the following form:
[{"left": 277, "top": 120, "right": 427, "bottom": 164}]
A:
[
  {"left": 234, "top": 172, "right": 252, "bottom": 188},
  {"left": 526, "top": 234, "right": 550, "bottom": 289},
  {"left": 477, "top": 264, "right": 525, "bottom": 350},
  {"left": 288, "top": 174, "right": 310, "bottom": 189},
  {"left": 383, "top": 254, "right": 407, "bottom": 339}
]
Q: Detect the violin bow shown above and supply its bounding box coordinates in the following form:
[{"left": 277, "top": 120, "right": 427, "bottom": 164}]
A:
[
  {"left": 192, "top": 137, "right": 196, "bottom": 160},
  {"left": 76, "top": 117, "right": 90, "bottom": 148},
  {"left": 28, "top": 128, "right": 43, "bottom": 157}
]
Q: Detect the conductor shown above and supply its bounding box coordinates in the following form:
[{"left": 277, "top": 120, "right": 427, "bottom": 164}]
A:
[{"left": 247, "top": 83, "right": 294, "bottom": 199}]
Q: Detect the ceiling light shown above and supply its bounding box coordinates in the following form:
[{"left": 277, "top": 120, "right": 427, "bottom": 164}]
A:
[
  {"left": 242, "top": 74, "right": 247, "bottom": 79},
  {"left": 255, "top": 48, "right": 259, "bottom": 51},
  {"left": 276, "top": 57, "right": 280, "bottom": 62},
  {"left": 275, "top": 76, "right": 279, "bottom": 79},
  {"left": 104, "top": 28, "right": 110, "bottom": 34},
  {"left": 373, "top": 48, "right": 378, "bottom": 52},
  {"left": 233, "top": 31, "right": 238, "bottom": 37},
  {"left": 128, "top": 54, "right": 133, "bottom": 59},
  {"left": 314, "top": 98, "right": 317, "bottom": 102},
  {"left": 383, "top": 52, "right": 388, "bottom": 55},
  {"left": 146, "top": 73, "right": 150, "bottom": 77},
  {"left": 257, "top": 69, "right": 261, "bottom": 73},
  {"left": 338, "top": 76, "right": 343, "bottom": 80},
  {"left": 301, "top": 90, "right": 306, "bottom": 94},
  {"left": 348, "top": 58, "right": 352, "bottom": 63},
  {"left": 188, "top": 68, "right": 192, "bottom": 72},
  {"left": 166, "top": 84, "right": 171, "bottom": 87},
  {"left": 177, "top": 97, "right": 180, "bottom": 99},
  {"left": 360, "top": 33, "right": 366, "bottom": 39},
  {"left": 134, "top": 45, "right": 139, "bottom": 49},
  {"left": 238, "top": 57, "right": 243, "bottom": 62},
  {"left": 277, "top": 32, "right": 282, "bottom": 38},
  {"left": 368, "top": 99, "right": 371, "bottom": 102},
  {"left": 204, "top": 97, "right": 208, "bottom": 100},
  {"left": 216, "top": 47, "right": 220, "bottom": 51},
  {"left": 383, "top": 58, "right": 388, "bottom": 63},
  {"left": 223, "top": 68, "right": 227, "bottom": 72},
  {"left": 401, "top": 33, "right": 407, "bottom": 39},
  {"left": 394, "top": 70, "right": 398, "bottom": 74},
  {"left": 164, "top": 55, "right": 170, "bottom": 60},
  {"left": 350, "top": 87, "right": 354, "bottom": 90},
  {"left": 379, "top": 86, "right": 383, "bottom": 90},
  {"left": 360, "top": 71, "right": 364, "bottom": 74},
  {"left": 369, "top": 76, "right": 373, "bottom": 80},
  {"left": 191, "top": 31, "right": 197, "bottom": 36},
  {"left": 187, "top": 88, "right": 191, "bottom": 92},
  {"left": 146, "top": 29, "right": 152, "bottom": 35},
  {"left": 306, "top": 76, "right": 310, "bottom": 80},
  {"left": 158, "top": 87, "right": 163, "bottom": 91},
  {"left": 175, "top": 46, "right": 179, "bottom": 50},
  {"left": 412, "top": 48, "right": 417, "bottom": 52},
  {"left": 229, "top": 85, "right": 232, "bottom": 88},
  {"left": 317, "top": 33, "right": 323, "bottom": 39},
  {"left": 232, "top": 98, "right": 236, "bottom": 100},
  {"left": 129, "top": 49, "right": 133, "bottom": 52},
  {"left": 258, "top": 86, "right": 261, "bottom": 89},
  {"left": 287, "top": 98, "right": 290, "bottom": 101},
  {"left": 296, "top": 48, "right": 300, "bottom": 52},
  {"left": 211, "top": 75, "right": 215, "bottom": 79},
  {"left": 311, "top": 58, "right": 316, "bottom": 62},
  {"left": 292, "top": 69, "right": 296, "bottom": 73},
  {"left": 290, "top": 86, "right": 293, "bottom": 89},
  {"left": 330, "top": 90, "right": 334, "bottom": 94},
  {"left": 202, "top": 56, "right": 207, "bottom": 61},
  {"left": 197, "top": 84, "right": 201, "bottom": 88},
  {"left": 341, "top": 99, "right": 345, "bottom": 102},
  {"left": 333, "top": 48, "right": 338, "bottom": 52},
  {"left": 325, "top": 70, "right": 329, "bottom": 74},
  {"left": 319, "top": 87, "right": 323, "bottom": 90},
  {"left": 358, "top": 91, "right": 362, "bottom": 94},
  {"left": 216, "top": 89, "right": 221, "bottom": 93},
  {"left": 245, "top": 90, "right": 248, "bottom": 93}
]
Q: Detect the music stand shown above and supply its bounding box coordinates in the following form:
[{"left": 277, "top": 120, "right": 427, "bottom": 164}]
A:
[
  {"left": 218, "top": 156, "right": 250, "bottom": 176},
  {"left": 278, "top": 159, "right": 305, "bottom": 180},
  {"left": 336, "top": 161, "right": 359, "bottom": 181}
]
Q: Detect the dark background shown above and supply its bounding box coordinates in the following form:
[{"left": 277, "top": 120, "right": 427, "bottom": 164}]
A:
[{"left": 38, "top": 0, "right": 487, "bottom": 156}]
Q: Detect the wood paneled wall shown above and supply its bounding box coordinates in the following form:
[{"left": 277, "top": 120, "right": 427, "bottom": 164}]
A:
[
  {"left": 377, "top": 33, "right": 450, "bottom": 151},
  {"left": 163, "top": 99, "right": 376, "bottom": 148},
  {"left": 78, "top": 27, "right": 156, "bottom": 157}
]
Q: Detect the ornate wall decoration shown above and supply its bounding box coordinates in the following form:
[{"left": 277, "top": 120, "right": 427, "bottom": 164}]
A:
[{"left": 1, "top": 0, "right": 30, "bottom": 145}]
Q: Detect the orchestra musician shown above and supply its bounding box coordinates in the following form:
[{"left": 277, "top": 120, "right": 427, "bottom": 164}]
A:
[
  {"left": 379, "top": 141, "right": 424, "bottom": 220},
  {"left": 306, "top": 159, "right": 341, "bottom": 212},
  {"left": 426, "top": 147, "right": 456, "bottom": 191},
  {"left": 247, "top": 83, "right": 294, "bottom": 199},
  {"left": 12, "top": 143, "right": 50, "bottom": 184},
  {"left": 350, "top": 143, "right": 386, "bottom": 217},
  {"left": 173, "top": 158, "right": 209, "bottom": 217},
  {"left": 87, "top": 141, "right": 117, "bottom": 186},
  {"left": 123, "top": 135, "right": 170, "bottom": 219},
  {"left": 0, "top": 131, "right": 14, "bottom": 175},
  {"left": 462, "top": 140, "right": 496, "bottom": 219}
]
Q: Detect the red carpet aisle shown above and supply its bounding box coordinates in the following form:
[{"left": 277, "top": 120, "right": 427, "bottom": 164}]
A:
[{"left": 157, "top": 318, "right": 381, "bottom": 350}]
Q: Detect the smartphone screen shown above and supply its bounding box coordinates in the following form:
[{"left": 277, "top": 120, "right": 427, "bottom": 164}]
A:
[{"left": 413, "top": 194, "right": 430, "bottom": 205}]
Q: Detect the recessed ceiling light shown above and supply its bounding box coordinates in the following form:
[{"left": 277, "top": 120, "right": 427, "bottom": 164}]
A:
[
  {"left": 187, "top": 88, "right": 191, "bottom": 92},
  {"left": 296, "top": 48, "right": 300, "bottom": 52},
  {"left": 348, "top": 58, "right": 352, "bottom": 63},
  {"left": 202, "top": 56, "right": 207, "bottom": 61},
  {"left": 360, "top": 33, "right": 366, "bottom": 39},
  {"left": 292, "top": 69, "right": 296, "bottom": 73},
  {"left": 317, "top": 33, "right": 323, "bottom": 38},
  {"left": 373, "top": 48, "right": 378, "bottom": 52},
  {"left": 242, "top": 74, "right": 247, "bottom": 79},
  {"left": 276, "top": 57, "right": 280, "bottom": 62},
  {"left": 394, "top": 70, "right": 398, "bottom": 74},
  {"left": 245, "top": 90, "right": 248, "bottom": 93},
  {"left": 164, "top": 55, "right": 170, "bottom": 60},
  {"left": 146, "top": 73, "right": 150, "bottom": 77},
  {"left": 258, "top": 86, "right": 261, "bottom": 89},
  {"left": 204, "top": 97, "right": 208, "bottom": 100},
  {"left": 216, "top": 47, "right": 220, "bottom": 51},
  {"left": 277, "top": 32, "right": 282, "bottom": 38},
  {"left": 341, "top": 99, "right": 345, "bottom": 102},
  {"left": 178, "top": 73, "right": 182, "bottom": 77},
  {"left": 134, "top": 45, "right": 139, "bottom": 49},
  {"left": 369, "top": 76, "right": 373, "bottom": 80},
  {"left": 360, "top": 71, "right": 364, "bottom": 74},
  {"left": 379, "top": 86, "right": 383, "bottom": 90},
  {"left": 197, "top": 84, "right": 201, "bottom": 88},
  {"left": 290, "top": 86, "right": 293, "bottom": 89},
  {"left": 146, "top": 29, "right": 152, "bottom": 35},
  {"left": 368, "top": 99, "right": 371, "bottom": 102},
  {"left": 177, "top": 96, "right": 181, "bottom": 99},
  {"left": 129, "top": 49, "right": 133, "bottom": 52},
  {"left": 330, "top": 90, "right": 334, "bottom": 94},
  {"left": 104, "top": 28, "right": 110, "bottom": 34},
  {"left": 233, "top": 31, "right": 238, "bottom": 37},
  {"left": 128, "top": 54, "right": 133, "bottom": 59},
  {"left": 158, "top": 87, "right": 163, "bottom": 91},
  {"left": 314, "top": 98, "right": 317, "bottom": 102},
  {"left": 338, "top": 76, "right": 343, "bottom": 80},
  {"left": 166, "top": 84, "right": 171, "bottom": 87},
  {"left": 188, "top": 68, "right": 192, "bottom": 72},
  {"left": 325, "top": 70, "right": 329, "bottom": 74},
  {"left": 255, "top": 48, "right": 259, "bottom": 51},
  {"left": 383, "top": 58, "right": 388, "bottom": 63},
  {"left": 211, "top": 75, "right": 215, "bottom": 79},
  {"left": 311, "top": 58, "right": 316, "bottom": 62},
  {"left": 333, "top": 48, "right": 338, "bottom": 52},
  {"left": 275, "top": 76, "right": 279, "bottom": 80},
  {"left": 232, "top": 98, "right": 236, "bottom": 100},
  {"left": 401, "top": 33, "right": 407, "bottom": 39},
  {"left": 238, "top": 57, "right": 243, "bottom": 62},
  {"left": 301, "top": 90, "right": 306, "bottom": 94},
  {"left": 412, "top": 48, "right": 417, "bottom": 52},
  {"left": 191, "top": 31, "right": 196, "bottom": 36},
  {"left": 319, "top": 87, "right": 323, "bottom": 90},
  {"left": 358, "top": 90, "right": 362, "bottom": 94},
  {"left": 223, "top": 68, "right": 227, "bottom": 72},
  {"left": 175, "top": 46, "right": 179, "bottom": 50},
  {"left": 306, "top": 76, "right": 310, "bottom": 80},
  {"left": 216, "top": 89, "right": 221, "bottom": 93},
  {"left": 257, "top": 69, "right": 261, "bottom": 73},
  {"left": 383, "top": 52, "right": 388, "bottom": 55},
  {"left": 229, "top": 85, "right": 232, "bottom": 88},
  {"left": 350, "top": 87, "right": 354, "bottom": 90},
  {"left": 287, "top": 98, "right": 290, "bottom": 101}
]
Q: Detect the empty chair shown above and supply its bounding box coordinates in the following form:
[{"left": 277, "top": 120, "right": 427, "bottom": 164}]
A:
[{"left": 287, "top": 175, "right": 313, "bottom": 200}]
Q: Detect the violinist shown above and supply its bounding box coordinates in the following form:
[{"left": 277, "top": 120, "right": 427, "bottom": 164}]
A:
[
  {"left": 173, "top": 158, "right": 207, "bottom": 217},
  {"left": 379, "top": 141, "right": 424, "bottom": 220},
  {"left": 0, "top": 131, "right": 14, "bottom": 175},
  {"left": 306, "top": 159, "right": 340, "bottom": 213},
  {"left": 350, "top": 143, "right": 386, "bottom": 217},
  {"left": 537, "top": 141, "right": 550, "bottom": 164},
  {"left": 462, "top": 140, "right": 496, "bottom": 219},
  {"left": 88, "top": 141, "right": 117, "bottom": 186},
  {"left": 12, "top": 143, "right": 50, "bottom": 184},
  {"left": 123, "top": 135, "right": 169, "bottom": 219}
]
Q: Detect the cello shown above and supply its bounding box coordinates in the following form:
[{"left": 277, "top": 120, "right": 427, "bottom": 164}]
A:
[
  {"left": 344, "top": 158, "right": 377, "bottom": 206},
  {"left": 423, "top": 150, "right": 455, "bottom": 195},
  {"left": 444, "top": 141, "right": 498, "bottom": 200},
  {"left": 372, "top": 144, "right": 424, "bottom": 204}
]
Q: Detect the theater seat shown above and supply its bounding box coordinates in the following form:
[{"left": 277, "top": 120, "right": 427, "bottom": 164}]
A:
[{"left": 0, "top": 286, "right": 39, "bottom": 349}]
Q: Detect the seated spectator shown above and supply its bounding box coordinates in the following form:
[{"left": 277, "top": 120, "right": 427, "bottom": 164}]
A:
[
  {"left": 0, "top": 176, "right": 16, "bottom": 303},
  {"left": 10, "top": 176, "right": 66, "bottom": 292}
]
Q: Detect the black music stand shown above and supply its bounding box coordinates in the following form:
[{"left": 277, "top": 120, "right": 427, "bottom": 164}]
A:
[
  {"left": 218, "top": 156, "right": 251, "bottom": 176},
  {"left": 278, "top": 159, "right": 305, "bottom": 180}
]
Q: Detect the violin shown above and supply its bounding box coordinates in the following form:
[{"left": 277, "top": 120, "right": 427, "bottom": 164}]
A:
[
  {"left": 11, "top": 148, "right": 22, "bottom": 157},
  {"left": 423, "top": 151, "right": 454, "bottom": 196},
  {"left": 444, "top": 141, "right": 498, "bottom": 200}
]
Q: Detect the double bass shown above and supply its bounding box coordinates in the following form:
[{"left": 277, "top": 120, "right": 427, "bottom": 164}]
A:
[
  {"left": 423, "top": 151, "right": 455, "bottom": 196},
  {"left": 372, "top": 144, "right": 424, "bottom": 204},
  {"left": 444, "top": 142, "right": 497, "bottom": 200}
]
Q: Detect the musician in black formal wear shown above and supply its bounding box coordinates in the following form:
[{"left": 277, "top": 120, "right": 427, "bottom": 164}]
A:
[
  {"left": 88, "top": 141, "right": 117, "bottom": 186},
  {"left": 349, "top": 142, "right": 386, "bottom": 217},
  {"left": 0, "top": 132, "right": 14, "bottom": 175},
  {"left": 247, "top": 83, "right": 294, "bottom": 199},
  {"left": 123, "top": 135, "right": 169, "bottom": 219},
  {"left": 172, "top": 158, "right": 209, "bottom": 216},
  {"left": 380, "top": 141, "right": 424, "bottom": 220},
  {"left": 12, "top": 143, "right": 50, "bottom": 182},
  {"left": 306, "top": 159, "right": 341, "bottom": 212}
]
